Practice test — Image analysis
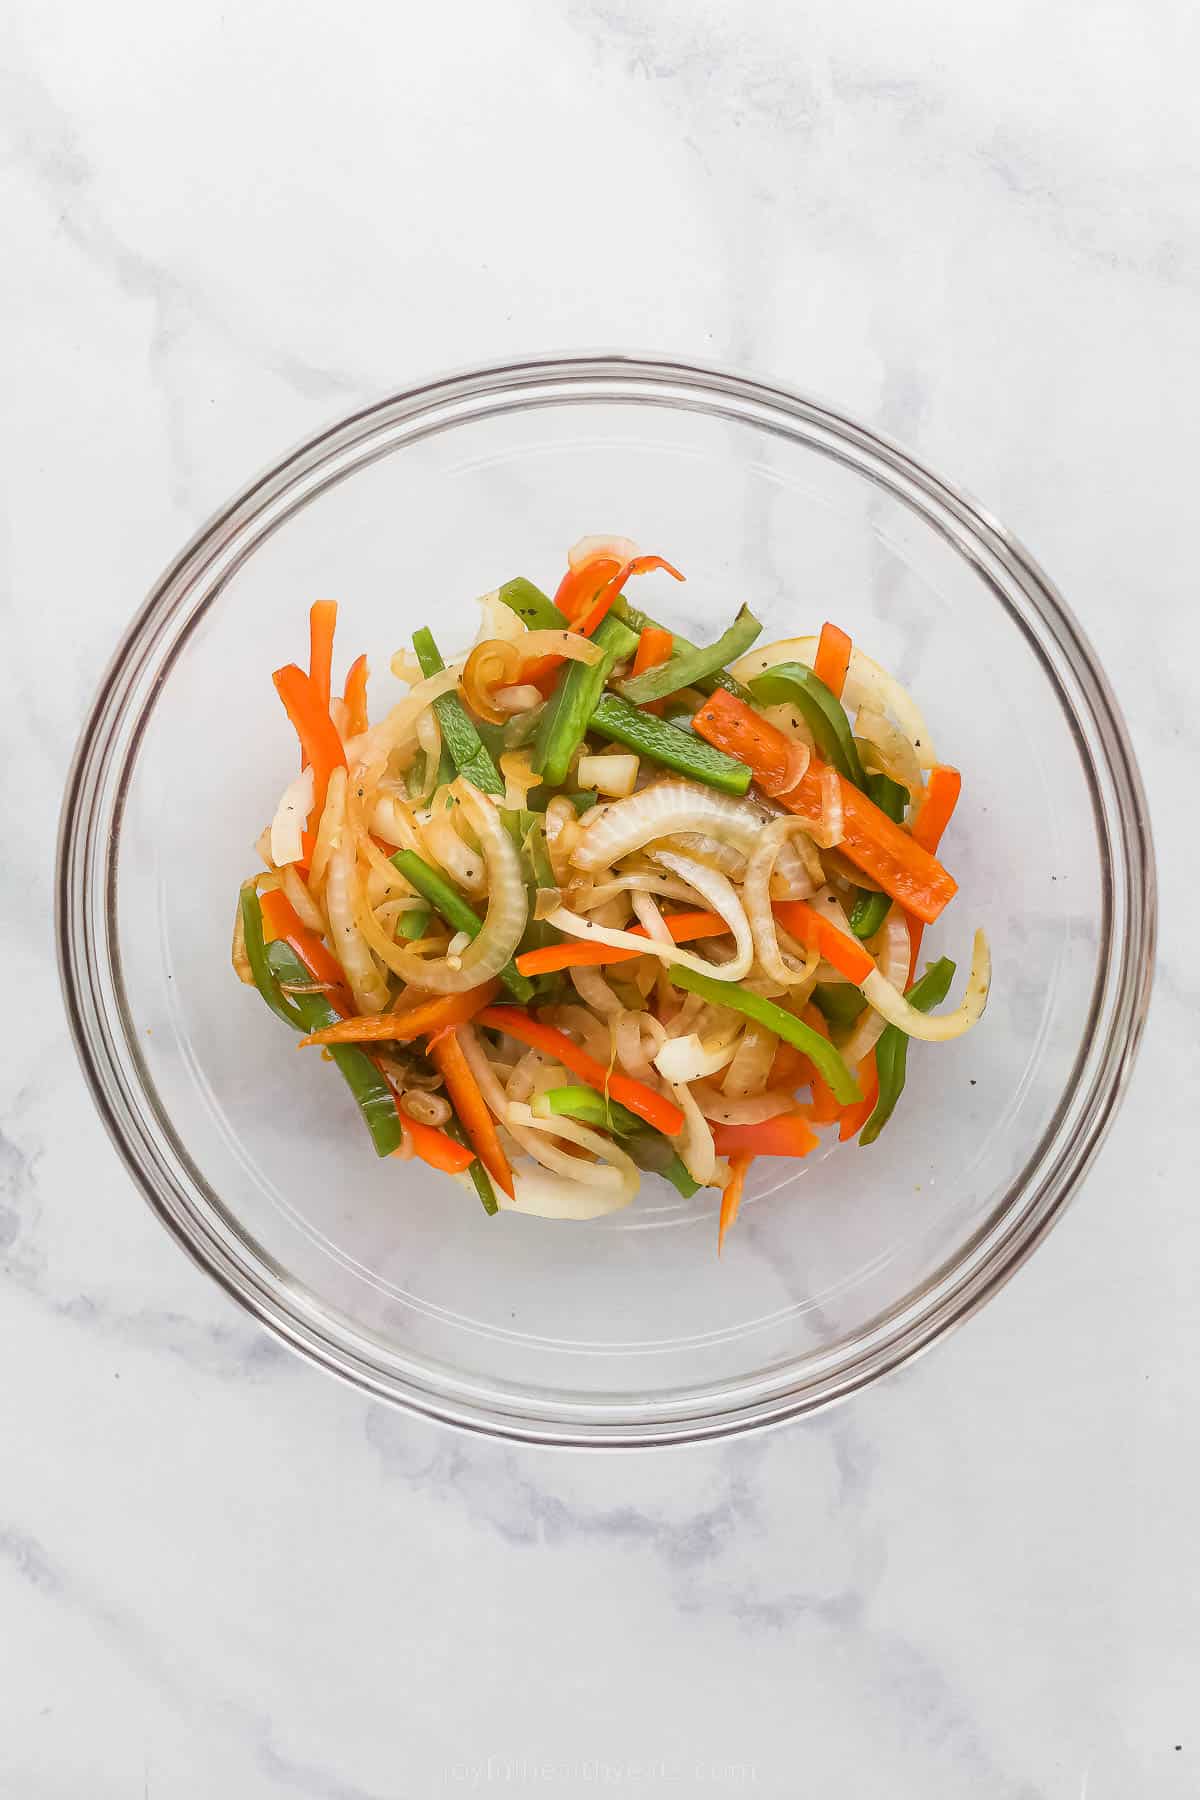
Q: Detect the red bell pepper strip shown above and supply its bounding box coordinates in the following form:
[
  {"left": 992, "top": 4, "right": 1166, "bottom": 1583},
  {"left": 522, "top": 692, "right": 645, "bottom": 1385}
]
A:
[
  {"left": 272, "top": 662, "right": 347, "bottom": 836},
  {"left": 475, "top": 1006, "right": 684, "bottom": 1137},
  {"left": 396, "top": 1116, "right": 476, "bottom": 1175},
  {"left": 260, "top": 888, "right": 352, "bottom": 1013},
  {"left": 572, "top": 555, "right": 684, "bottom": 640}
]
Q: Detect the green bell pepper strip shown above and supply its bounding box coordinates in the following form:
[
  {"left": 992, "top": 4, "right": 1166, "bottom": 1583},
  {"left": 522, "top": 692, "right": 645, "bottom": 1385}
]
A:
[
  {"left": 588, "top": 692, "right": 752, "bottom": 796},
  {"left": 240, "top": 883, "right": 307, "bottom": 1028},
  {"left": 609, "top": 597, "right": 753, "bottom": 701},
  {"left": 859, "top": 958, "right": 957, "bottom": 1147},
  {"left": 567, "top": 789, "right": 598, "bottom": 815},
  {"left": 445, "top": 1117, "right": 499, "bottom": 1216},
  {"left": 411, "top": 626, "right": 504, "bottom": 798},
  {"left": 502, "top": 703, "right": 546, "bottom": 751},
  {"left": 616, "top": 606, "right": 763, "bottom": 705},
  {"left": 848, "top": 773, "right": 909, "bottom": 939},
  {"left": 668, "top": 966, "right": 862, "bottom": 1105},
  {"left": 389, "top": 848, "right": 535, "bottom": 1004},
  {"left": 536, "top": 1086, "right": 700, "bottom": 1199},
  {"left": 496, "top": 576, "right": 567, "bottom": 632},
  {"left": 396, "top": 904, "right": 432, "bottom": 941},
  {"left": 748, "top": 661, "right": 867, "bottom": 790},
  {"left": 812, "top": 983, "right": 867, "bottom": 1030},
  {"left": 263, "top": 941, "right": 403, "bottom": 1157},
  {"left": 532, "top": 611, "right": 640, "bottom": 788}
]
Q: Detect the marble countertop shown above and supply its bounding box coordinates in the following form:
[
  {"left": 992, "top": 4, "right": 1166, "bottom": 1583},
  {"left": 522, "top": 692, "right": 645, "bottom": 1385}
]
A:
[{"left": 3, "top": 1, "right": 1194, "bottom": 1793}]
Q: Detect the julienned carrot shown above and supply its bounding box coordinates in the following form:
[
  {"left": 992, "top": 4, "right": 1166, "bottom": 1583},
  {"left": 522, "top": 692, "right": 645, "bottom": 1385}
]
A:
[
  {"left": 772, "top": 899, "right": 875, "bottom": 986},
  {"left": 272, "top": 662, "right": 347, "bottom": 835},
  {"left": 813, "top": 621, "right": 852, "bottom": 701},
  {"left": 906, "top": 766, "right": 962, "bottom": 981},
  {"left": 514, "top": 910, "right": 727, "bottom": 977},
  {"left": 397, "top": 1115, "right": 476, "bottom": 1175},
  {"left": 342, "top": 653, "right": 369, "bottom": 737},
  {"left": 308, "top": 600, "right": 338, "bottom": 714},
  {"left": 798, "top": 1004, "right": 841, "bottom": 1124},
  {"left": 718, "top": 1150, "right": 753, "bottom": 1254},
  {"left": 475, "top": 1006, "right": 685, "bottom": 1138},
  {"left": 260, "top": 888, "right": 351, "bottom": 1012},
  {"left": 429, "top": 1028, "right": 515, "bottom": 1199},
  {"left": 693, "top": 689, "right": 957, "bottom": 924},
  {"left": 838, "top": 1050, "right": 879, "bottom": 1142},
  {"left": 296, "top": 982, "right": 500, "bottom": 1048},
  {"left": 712, "top": 1114, "right": 818, "bottom": 1158}
]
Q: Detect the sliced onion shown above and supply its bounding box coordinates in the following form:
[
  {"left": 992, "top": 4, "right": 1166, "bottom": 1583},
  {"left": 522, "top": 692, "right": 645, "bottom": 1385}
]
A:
[
  {"left": 515, "top": 629, "right": 604, "bottom": 666},
  {"left": 369, "top": 792, "right": 424, "bottom": 855},
  {"left": 722, "top": 1023, "right": 775, "bottom": 1098},
  {"left": 544, "top": 796, "right": 583, "bottom": 885},
  {"left": 758, "top": 739, "right": 811, "bottom": 800},
  {"left": 500, "top": 750, "right": 540, "bottom": 812},
  {"left": 568, "top": 534, "right": 641, "bottom": 570},
  {"left": 326, "top": 843, "right": 389, "bottom": 1013},
  {"left": 461, "top": 639, "right": 522, "bottom": 724},
  {"left": 630, "top": 890, "right": 672, "bottom": 945},
  {"left": 401, "top": 1090, "right": 451, "bottom": 1127},
  {"left": 568, "top": 872, "right": 701, "bottom": 911},
  {"left": 649, "top": 849, "right": 754, "bottom": 980},
  {"left": 494, "top": 684, "right": 544, "bottom": 715},
  {"left": 614, "top": 1011, "right": 667, "bottom": 1082},
  {"left": 669, "top": 1080, "right": 717, "bottom": 1185},
  {"left": 507, "top": 1104, "right": 639, "bottom": 1201},
  {"left": 569, "top": 965, "right": 623, "bottom": 1017},
  {"left": 538, "top": 1004, "right": 612, "bottom": 1065},
  {"left": 474, "top": 588, "right": 528, "bottom": 647},
  {"left": 280, "top": 863, "right": 325, "bottom": 934},
  {"left": 420, "top": 790, "right": 487, "bottom": 895},
  {"left": 359, "top": 665, "right": 462, "bottom": 765},
  {"left": 731, "top": 636, "right": 937, "bottom": 771},
  {"left": 308, "top": 765, "right": 347, "bottom": 896},
  {"left": 690, "top": 1085, "right": 796, "bottom": 1125},
  {"left": 577, "top": 753, "right": 639, "bottom": 798},
  {"left": 354, "top": 780, "right": 527, "bottom": 992},
  {"left": 570, "top": 781, "right": 765, "bottom": 873},
  {"left": 269, "top": 766, "right": 314, "bottom": 867},
  {"left": 856, "top": 705, "right": 924, "bottom": 799},
  {"left": 859, "top": 930, "right": 991, "bottom": 1041},
  {"left": 498, "top": 1165, "right": 635, "bottom": 1221},
  {"left": 655, "top": 1032, "right": 740, "bottom": 1084},
  {"left": 744, "top": 818, "right": 823, "bottom": 987},
  {"left": 662, "top": 832, "right": 747, "bottom": 878},
  {"left": 840, "top": 908, "right": 912, "bottom": 1064}
]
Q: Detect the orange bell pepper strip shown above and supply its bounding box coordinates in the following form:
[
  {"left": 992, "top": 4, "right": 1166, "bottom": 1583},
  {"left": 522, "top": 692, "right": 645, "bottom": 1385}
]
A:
[
  {"left": 475, "top": 1006, "right": 684, "bottom": 1137},
  {"left": 529, "top": 556, "right": 684, "bottom": 689},
  {"left": 307, "top": 601, "right": 338, "bottom": 714},
  {"left": 767, "top": 1037, "right": 812, "bottom": 1093},
  {"left": 272, "top": 662, "right": 347, "bottom": 836},
  {"left": 514, "top": 910, "right": 728, "bottom": 977},
  {"left": 718, "top": 1150, "right": 754, "bottom": 1255},
  {"left": 295, "top": 982, "right": 500, "bottom": 1047},
  {"left": 396, "top": 1116, "right": 476, "bottom": 1175},
  {"left": 813, "top": 622, "right": 852, "bottom": 701},
  {"left": 630, "top": 624, "right": 675, "bottom": 715},
  {"left": 554, "top": 554, "right": 625, "bottom": 623},
  {"left": 772, "top": 899, "right": 875, "bottom": 986},
  {"left": 712, "top": 1114, "right": 819, "bottom": 1158},
  {"left": 259, "top": 888, "right": 352, "bottom": 1013},
  {"left": 905, "top": 765, "right": 962, "bottom": 982},
  {"left": 838, "top": 1050, "right": 879, "bottom": 1141},
  {"left": 428, "top": 1027, "right": 515, "bottom": 1199},
  {"left": 693, "top": 689, "right": 957, "bottom": 924},
  {"left": 796, "top": 1003, "right": 842, "bottom": 1123},
  {"left": 342, "top": 653, "right": 369, "bottom": 738},
  {"left": 572, "top": 555, "right": 685, "bottom": 640}
]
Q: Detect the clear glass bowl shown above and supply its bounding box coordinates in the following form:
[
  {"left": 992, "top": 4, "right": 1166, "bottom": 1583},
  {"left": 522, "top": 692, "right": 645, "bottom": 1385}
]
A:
[{"left": 57, "top": 356, "right": 1155, "bottom": 1445}]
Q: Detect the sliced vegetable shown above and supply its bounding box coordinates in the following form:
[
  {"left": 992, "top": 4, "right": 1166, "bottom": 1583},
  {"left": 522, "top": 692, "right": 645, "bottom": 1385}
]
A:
[
  {"left": 588, "top": 692, "right": 753, "bottom": 796},
  {"left": 531, "top": 611, "right": 640, "bottom": 788},
  {"left": 811, "top": 984, "right": 867, "bottom": 1030},
  {"left": 796, "top": 1002, "right": 842, "bottom": 1123},
  {"left": 496, "top": 576, "right": 567, "bottom": 632},
  {"left": 240, "top": 884, "right": 306, "bottom": 1027},
  {"left": 515, "top": 909, "right": 729, "bottom": 977},
  {"left": 693, "top": 691, "right": 957, "bottom": 923},
  {"left": 259, "top": 888, "right": 352, "bottom": 1010},
  {"left": 771, "top": 899, "right": 876, "bottom": 986},
  {"left": 611, "top": 596, "right": 753, "bottom": 702},
  {"left": 396, "top": 904, "right": 432, "bottom": 940},
  {"left": 618, "top": 606, "right": 762, "bottom": 706},
  {"left": 444, "top": 1117, "right": 499, "bottom": 1214},
  {"left": 905, "top": 766, "right": 963, "bottom": 977},
  {"left": 571, "top": 554, "right": 684, "bottom": 640},
  {"left": 848, "top": 773, "right": 908, "bottom": 939},
  {"left": 429, "top": 1027, "right": 515, "bottom": 1198},
  {"left": 390, "top": 848, "right": 534, "bottom": 1004},
  {"left": 534, "top": 1087, "right": 699, "bottom": 1199},
  {"left": 307, "top": 600, "right": 338, "bottom": 716},
  {"left": 860, "top": 958, "right": 955, "bottom": 1145},
  {"left": 711, "top": 1114, "right": 819, "bottom": 1159},
  {"left": 813, "top": 621, "right": 852, "bottom": 700},
  {"left": 401, "top": 1113, "right": 477, "bottom": 1174},
  {"left": 667, "top": 966, "right": 862, "bottom": 1105},
  {"left": 342, "top": 653, "right": 369, "bottom": 738},
  {"left": 554, "top": 553, "right": 625, "bottom": 623},
  {"left": 272, "top": 663, "right": 347, "bottom": 834},
  {"left": 577, "top": 752, "right": 639, "bottom": 798},
  {"left": 747, "top": 661, "right": 866, "bottom": 789},
  {"left": 717, "top": 1151, "right": 754, "bottom": 1253},
  {"left": 837, "top": 1050, "right": 879, "bottom": 1142},
  {"left": 632, "top": 625, "right": 675, "bottom": 678},
  {"left": 859, "top": 930, "right": 989, "bottom": 1042},
  {"left": 264, "top": 941, "right": 402, "bottom": 1156},
  {"left": 297, "top": 981, "right": 500, "bottom": 1046},
  {"left": 475, "top": 1006, "right": 685, "bottom": 1136},
  {"left": 411, "top": 627, "right": 504, "bottom": 797}
]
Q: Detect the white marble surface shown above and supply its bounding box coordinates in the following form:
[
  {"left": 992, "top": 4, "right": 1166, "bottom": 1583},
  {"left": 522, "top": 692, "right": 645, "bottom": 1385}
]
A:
[{"left": 2, "top": 1, "right": 1195, "bottom": 1793}]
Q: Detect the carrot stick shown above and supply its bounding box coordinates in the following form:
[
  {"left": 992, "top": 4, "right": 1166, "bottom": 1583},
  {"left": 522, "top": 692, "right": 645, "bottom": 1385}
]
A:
[
  {"left": 260, "top": 889, "right": 352, "bottom": 1013},
  {"left": 272, "top": 663, "right": 347, "bottom": 835},
  {"left": 693, "top": 689, "right": 957, "bottom": 923},
  {"left": 813, "top": 622, "right": 852, "bottom": 700},
  {"left": 342, "top": 653, "right": 369, "bottom": 737},
  {"left": 296, "top": 981, "right": 500, "bottom": 1047},
  {"left": 906, "top": 765, "right": 962, "bottom": 981},
  {"left": 772, "top": 899, "right": 875, "bottom": 985},
  {"left": 838, "top": 1050, "right": 879, "bottom": 1141},
  {"left": 712, "top": 1114, "right": 819, "bottom": 1158},
  {"left": 429, "top": 1028, "right": 515, "bottom": 1198},
  {"left": 475, "top": 1006, "right": 684, "bottom": 1137},
  {"left": 396, "top": 1116, "right": 476, "bottom": 1175},
  {"left": 514, "top": 910, "right": 728, "bottom": 977},
  {"left": 718, "top": 1150, "right": 753, "bottom": 1254}
]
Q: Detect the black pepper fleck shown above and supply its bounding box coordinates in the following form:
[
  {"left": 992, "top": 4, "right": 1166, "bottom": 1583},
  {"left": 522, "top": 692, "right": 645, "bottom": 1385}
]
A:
[{"left": 970, "top": 1079, "right": 976, "bottom": 1086}]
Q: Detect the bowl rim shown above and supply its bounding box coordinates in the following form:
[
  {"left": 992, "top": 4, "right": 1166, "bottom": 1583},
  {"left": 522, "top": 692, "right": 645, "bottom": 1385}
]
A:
[{"left": 56, "top": 352, "right": 1157, "bottom": 1447}]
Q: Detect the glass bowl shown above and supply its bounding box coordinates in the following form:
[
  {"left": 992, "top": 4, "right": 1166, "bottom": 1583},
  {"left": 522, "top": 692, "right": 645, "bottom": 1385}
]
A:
[{"left": 57, "top": 355, "right": 1155, "bottom": 1446}]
